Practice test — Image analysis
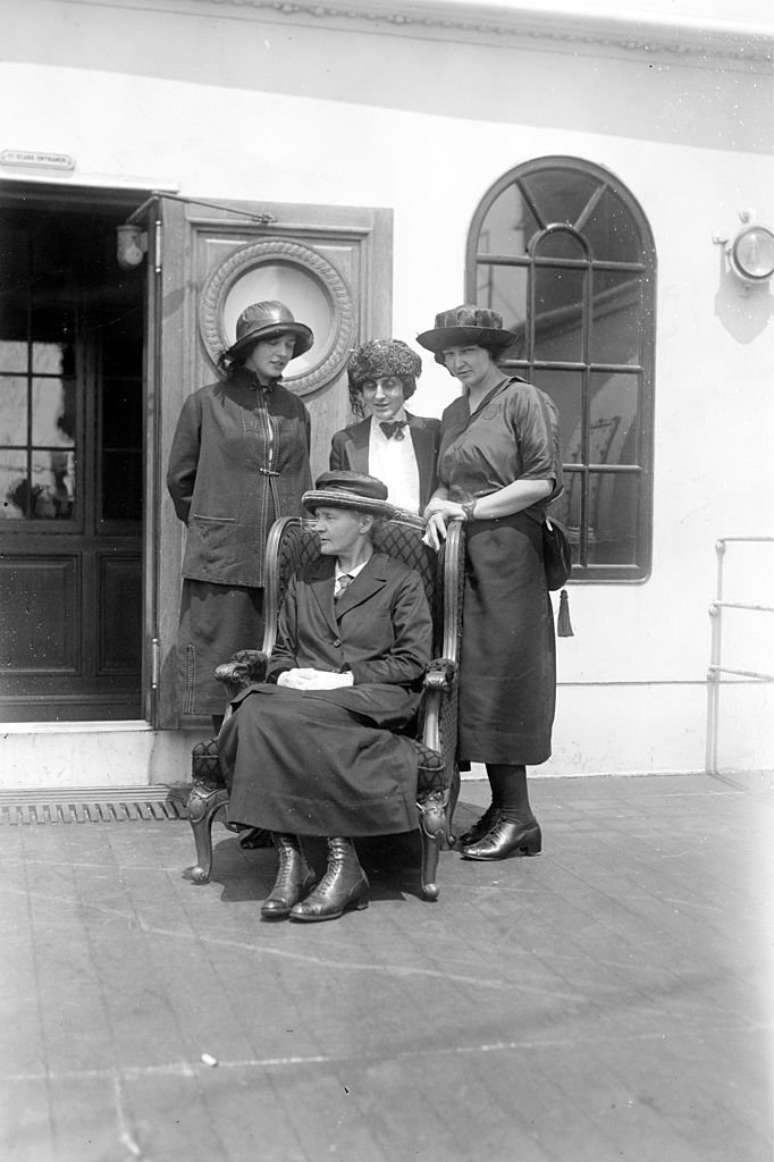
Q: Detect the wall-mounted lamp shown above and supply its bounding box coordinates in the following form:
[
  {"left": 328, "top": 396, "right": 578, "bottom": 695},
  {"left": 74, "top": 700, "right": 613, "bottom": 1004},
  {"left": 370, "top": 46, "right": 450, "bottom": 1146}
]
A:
[
  {"left": 116, "top": 223, "right": 148, "bottom": 269},
  {"left": 714, "top": 210, "right": 774, "bottom": 286},
  {"left": 729, "top": 224, "right": 774, "bottom": 283}
]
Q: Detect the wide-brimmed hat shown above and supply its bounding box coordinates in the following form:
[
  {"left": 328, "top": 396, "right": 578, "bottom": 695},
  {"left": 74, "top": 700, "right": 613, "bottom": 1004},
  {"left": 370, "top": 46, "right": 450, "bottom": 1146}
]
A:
[
  {"left": 416, "top": 305, "right": 517, "bottom": 358},
  {"left": 224, "top": 301, "right": 314, "bottom": 362},
  {"left": 347, "top": 339, "right": 423, "bottom": 392},
  {"left": 302, "top": 471, "right": 393, "bottom": 518}
]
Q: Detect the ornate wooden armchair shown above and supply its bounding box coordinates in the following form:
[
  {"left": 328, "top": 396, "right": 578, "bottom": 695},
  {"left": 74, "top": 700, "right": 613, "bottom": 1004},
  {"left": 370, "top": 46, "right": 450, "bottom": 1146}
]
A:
[{"left": 186, "top": 515, "right": 465, "bottom": 900}]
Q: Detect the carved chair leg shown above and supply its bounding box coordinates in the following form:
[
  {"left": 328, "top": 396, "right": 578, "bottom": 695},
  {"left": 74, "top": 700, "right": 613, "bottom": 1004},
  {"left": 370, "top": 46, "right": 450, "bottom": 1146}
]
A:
[
  {"left": 417, "top": 791, "right": 450, "bottom": 901},
  {"left": 445, "top": 766, "right": 461, "bottom": 849},
  {"left": 187, "top": 784, "right": 229, "bottom": 884}
]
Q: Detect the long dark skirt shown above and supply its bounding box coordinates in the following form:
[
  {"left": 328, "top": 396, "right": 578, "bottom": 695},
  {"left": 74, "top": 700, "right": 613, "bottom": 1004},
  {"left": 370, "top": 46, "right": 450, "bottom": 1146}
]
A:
[
  {"left": 177, "top": 580, "right": 264, "bottom": 715},
  {"left": 218, "top": 686, "right": 420, "bottom": 837},
  {"left": 460, "top": 511, "right": 556, "bottom": 766}
]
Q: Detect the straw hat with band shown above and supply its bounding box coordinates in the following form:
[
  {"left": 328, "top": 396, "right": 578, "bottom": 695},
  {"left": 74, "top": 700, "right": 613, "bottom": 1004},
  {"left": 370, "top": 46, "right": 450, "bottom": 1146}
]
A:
[
  {"left": 224, "top": 300, "right": 314, "bottom": 363},
  {"left": 302, "top": 471, "right": 393, "bottom": 519},
  {"left": 416, "top": 305, "right": 518, "bottom": 366}
]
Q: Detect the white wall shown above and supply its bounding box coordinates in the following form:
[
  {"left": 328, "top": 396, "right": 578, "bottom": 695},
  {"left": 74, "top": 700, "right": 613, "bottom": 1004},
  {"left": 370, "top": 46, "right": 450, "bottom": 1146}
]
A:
[{"left": 2, "top": 0, "right": 773, "bottom": 777}]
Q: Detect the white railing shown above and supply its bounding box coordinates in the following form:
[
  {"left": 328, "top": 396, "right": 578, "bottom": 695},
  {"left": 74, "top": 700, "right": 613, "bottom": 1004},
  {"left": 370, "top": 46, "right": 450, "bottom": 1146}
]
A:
[{"left": 706, "top": 536, "right": 774, "bottom": 775}]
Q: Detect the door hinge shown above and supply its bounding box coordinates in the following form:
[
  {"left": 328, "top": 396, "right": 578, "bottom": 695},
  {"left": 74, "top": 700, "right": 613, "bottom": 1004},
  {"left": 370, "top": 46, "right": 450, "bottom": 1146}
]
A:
[
  {"left": 151, "top": 637, "right": 160, "bottom": 689},
  {"left": 154, "top": 218, "right": 162, "bottom": 274}
]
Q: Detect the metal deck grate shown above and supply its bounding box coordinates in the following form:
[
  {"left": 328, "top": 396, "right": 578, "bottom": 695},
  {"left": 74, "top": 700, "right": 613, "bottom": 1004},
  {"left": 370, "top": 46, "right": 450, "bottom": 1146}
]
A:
[{"left": 0, "top": 785, "right": 189, "bottom": 825}]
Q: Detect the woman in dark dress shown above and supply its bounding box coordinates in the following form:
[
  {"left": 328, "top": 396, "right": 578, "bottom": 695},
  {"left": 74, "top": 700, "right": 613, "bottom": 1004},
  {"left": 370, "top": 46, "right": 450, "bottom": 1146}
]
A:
[
  {"left": 217, "top": 471, "right": 433, "bottom": 922},
  {"left": 416, "top": 305, "right": 562, "bottom": 862},
  {"left": 167, "top": 301, "right": 314, "bottom": 730}
]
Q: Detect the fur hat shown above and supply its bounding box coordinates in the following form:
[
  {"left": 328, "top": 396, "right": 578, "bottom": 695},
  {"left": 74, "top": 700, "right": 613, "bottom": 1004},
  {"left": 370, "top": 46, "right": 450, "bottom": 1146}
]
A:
[
  {"left": 416, "top": 305, "right": 517, "bottom": 365},
  {"left": 302, "top": 471, "right": 393, "bottom": 518},
  {"left": 347, "top": 339, "right": 422, "bottom": 394}
]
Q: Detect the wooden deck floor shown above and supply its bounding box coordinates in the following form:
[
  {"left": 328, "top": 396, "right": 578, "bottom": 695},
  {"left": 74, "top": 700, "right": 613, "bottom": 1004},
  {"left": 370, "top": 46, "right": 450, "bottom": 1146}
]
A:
[{"left": 1, "top": 773, "right": 772, "bottom": 1162}]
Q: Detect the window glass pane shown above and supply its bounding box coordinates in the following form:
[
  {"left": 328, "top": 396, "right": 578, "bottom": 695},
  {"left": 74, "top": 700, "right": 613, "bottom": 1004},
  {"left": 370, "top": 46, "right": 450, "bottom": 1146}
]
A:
[
  {"left": 474, "top": 264, "right": 528, "bottom": 354},
  {"left": 590, "top": 372, "right": 640, "bottom": 467},
  {"left": 102, "top": 451, "right": 142, "bottom": 521},
  {"left": 587, "top": 471, "right": 641, "bottom": 566},
  {"left": 531, "top": 369, "right": 583, "bottom": 465},
  {"left": 0, "top": 376, "right": 29, "bottom": 444},
  {"left": 0, "top": 450, "right": 29, "bottom": 518},
  {"left": 0, "top": 342, "right": 28, "bottom": 373},
  {"left": 31, "top": 448, "right": 75, "bottom": 519},
  {"left": 583, "top": 187, "right": 642, "bottom": 263},
  {"left": 590, "top": 272, "right": 643, "bottom": 365},
  {"left": 521, "top": 168, "right": 601, "bottom": 229},
  {"left": 31, "top": 342, "right": 66, "bottom": 375},
  {"left": 535, "top": 229, "right": 586, "bottom": 261},
  {"left": 223, "top": 264, "right": 330, "bottom": 379},
  {"left": 32, "top": 378, "right": 77, "bottom": 447},
  {"left": 534, "top": 266, "right": 586, "bottom": 363},
  {"left": 477, "top": 184, "right": 538, "bottom": 255}
]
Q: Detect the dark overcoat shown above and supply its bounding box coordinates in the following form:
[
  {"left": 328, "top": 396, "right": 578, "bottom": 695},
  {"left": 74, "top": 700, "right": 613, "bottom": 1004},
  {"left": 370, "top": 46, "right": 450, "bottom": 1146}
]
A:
[
  {"left": 166, "top": 370, "right": 312, "bottom": 589},
  {"left": 218, "top": 552, "right": 433, "bottom": 836},
  {"left": 329, "top": 413, "right": 441, "bottom": 512}
]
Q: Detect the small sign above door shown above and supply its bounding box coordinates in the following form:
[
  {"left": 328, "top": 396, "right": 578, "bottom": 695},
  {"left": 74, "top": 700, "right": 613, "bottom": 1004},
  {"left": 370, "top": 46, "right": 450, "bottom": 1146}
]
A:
[{"left": 1, "top": 149, "right": 76, "bottom": 171}]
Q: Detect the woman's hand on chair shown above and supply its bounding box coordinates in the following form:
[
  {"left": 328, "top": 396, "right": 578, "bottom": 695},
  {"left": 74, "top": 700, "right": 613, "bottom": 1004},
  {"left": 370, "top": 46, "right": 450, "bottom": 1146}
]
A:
[{"left": 422, "top": 501, "right": 465, "bottom": 551}]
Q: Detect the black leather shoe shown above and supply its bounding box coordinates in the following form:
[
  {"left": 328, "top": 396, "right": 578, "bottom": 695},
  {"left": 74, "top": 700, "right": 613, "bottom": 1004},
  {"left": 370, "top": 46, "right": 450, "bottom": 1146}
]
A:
[
  {"left": 461, "top": 817, "right": 542, "bottom": 861},
  {"left": 455, "top": 804, "right": 501, "bottom": 849}
]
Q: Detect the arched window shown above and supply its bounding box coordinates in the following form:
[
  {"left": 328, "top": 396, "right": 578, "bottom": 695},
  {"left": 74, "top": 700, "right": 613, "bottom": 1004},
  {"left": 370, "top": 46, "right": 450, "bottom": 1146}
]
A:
[{"left": 466, "top": 156, "right": 656, "bottom": 582}]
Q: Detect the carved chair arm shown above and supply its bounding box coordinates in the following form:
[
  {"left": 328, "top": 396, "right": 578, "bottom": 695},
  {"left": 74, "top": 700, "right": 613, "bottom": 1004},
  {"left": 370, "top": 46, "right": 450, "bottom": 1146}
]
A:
[{"left": 214, "top": 649, "right": 269, "bottom": 698}]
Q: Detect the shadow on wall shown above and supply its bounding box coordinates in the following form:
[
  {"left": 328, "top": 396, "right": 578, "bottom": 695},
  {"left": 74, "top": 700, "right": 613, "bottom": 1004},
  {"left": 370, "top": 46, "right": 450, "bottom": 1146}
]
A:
[{"left": 714, "top": 248, "right": 774, "bottom": 343}]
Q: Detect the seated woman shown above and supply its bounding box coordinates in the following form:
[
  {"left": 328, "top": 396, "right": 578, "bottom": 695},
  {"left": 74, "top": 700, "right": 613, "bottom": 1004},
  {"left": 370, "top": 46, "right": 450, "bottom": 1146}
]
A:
[
  {"left": 217, "top": 471, "right": 433, "bottom": 923},
  {"left": 330, "top": 339, "right": 440, "bottom": 515}
]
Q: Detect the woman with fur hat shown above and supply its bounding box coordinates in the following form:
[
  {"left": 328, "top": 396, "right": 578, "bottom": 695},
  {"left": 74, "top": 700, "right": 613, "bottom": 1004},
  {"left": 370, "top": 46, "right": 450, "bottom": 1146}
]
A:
[
  {"left": 330, "top": 339, "right": 440, "bottom": 514},
  {"left": 416, "top": 305, "right": 563, "bottom": 863},
  {"left": 217, "top": 471, "right": 433, "bottom": 922},
  {"left": 167, "top": 301, "right": 314, "bottom": 727}
]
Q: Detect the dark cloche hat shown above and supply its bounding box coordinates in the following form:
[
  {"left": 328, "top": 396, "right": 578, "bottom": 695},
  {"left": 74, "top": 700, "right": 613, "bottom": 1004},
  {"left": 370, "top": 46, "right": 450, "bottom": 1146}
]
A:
[
  {"left": 225, "top": 300, "right": 314, "bottom": 362},
  {"left": 347, "top": 339, "right": 423, "bottom": 391},
  {"left": 302, "top": 471, "right": 393, "bottom": 518},
  {"left": 416, "top": 305, "right": 517, "bottom": 357}
]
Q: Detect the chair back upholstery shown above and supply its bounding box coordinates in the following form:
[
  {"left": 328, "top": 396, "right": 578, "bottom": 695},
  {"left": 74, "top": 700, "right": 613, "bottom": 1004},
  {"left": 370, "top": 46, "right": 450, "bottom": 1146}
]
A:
[{"left": 261, "top": 516, "right": 446, "bottom": 657}]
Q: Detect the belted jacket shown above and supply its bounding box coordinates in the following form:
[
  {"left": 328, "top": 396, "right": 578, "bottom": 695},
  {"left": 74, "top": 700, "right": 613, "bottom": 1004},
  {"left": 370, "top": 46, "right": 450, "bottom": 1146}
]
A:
[{"left": 166, "top": 370, "right": 312, "bottom": 588}]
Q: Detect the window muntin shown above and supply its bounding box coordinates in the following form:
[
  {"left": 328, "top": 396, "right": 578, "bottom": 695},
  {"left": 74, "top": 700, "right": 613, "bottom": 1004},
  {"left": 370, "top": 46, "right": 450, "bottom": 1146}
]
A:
[{"left": 466, "top": 156, "right": 656, "bottom": 581}]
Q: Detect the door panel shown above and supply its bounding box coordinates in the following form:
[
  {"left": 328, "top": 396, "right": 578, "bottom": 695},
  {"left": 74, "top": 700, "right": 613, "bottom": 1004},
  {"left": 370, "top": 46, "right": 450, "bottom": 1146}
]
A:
[{"left": 152, "top": 196, "right": 392, "bottom": 726}]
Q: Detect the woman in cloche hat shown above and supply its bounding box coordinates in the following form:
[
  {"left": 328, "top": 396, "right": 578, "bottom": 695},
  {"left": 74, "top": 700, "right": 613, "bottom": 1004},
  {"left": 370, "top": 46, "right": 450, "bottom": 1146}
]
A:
[
  {"left": 218, "top": 471, "right": 433, "bottom": 922},
  {"left": 167, "top": 301, "right": 314, "bottom": 728},
  {"left": 416, "top": 305, "right": 563, "bottom": 862}
]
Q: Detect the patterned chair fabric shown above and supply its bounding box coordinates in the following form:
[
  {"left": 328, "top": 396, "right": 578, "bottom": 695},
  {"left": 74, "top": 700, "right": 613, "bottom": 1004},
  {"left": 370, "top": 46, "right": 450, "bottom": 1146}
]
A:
[{"left": 187, "top": 515, "right": 464, "bottom": 900}]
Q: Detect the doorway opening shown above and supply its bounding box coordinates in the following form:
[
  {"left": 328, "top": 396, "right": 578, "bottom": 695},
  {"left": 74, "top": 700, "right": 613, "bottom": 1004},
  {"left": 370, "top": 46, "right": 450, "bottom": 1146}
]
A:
[{"left": 0, "top": 183, "right": 148, "bottom": 722}]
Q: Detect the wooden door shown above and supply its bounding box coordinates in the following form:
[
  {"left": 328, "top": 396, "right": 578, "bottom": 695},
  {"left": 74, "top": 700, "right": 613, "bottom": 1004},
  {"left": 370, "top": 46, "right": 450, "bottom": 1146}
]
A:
[
  {"left": 0, "top": 189, "right": 145, "bottom": 722},
  {"left": 150, "top": 195, "right": 393, "bottom": 726}
]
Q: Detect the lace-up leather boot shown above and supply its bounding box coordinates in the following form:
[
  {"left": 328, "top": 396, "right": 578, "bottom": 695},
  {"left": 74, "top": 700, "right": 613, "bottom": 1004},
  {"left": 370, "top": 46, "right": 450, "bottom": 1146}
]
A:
[
  {"left": 261, "top": 834, "right": 317, "bottom": 919},
  {"left": 289, "top": 837, "right": 369, "bottom": 922}
]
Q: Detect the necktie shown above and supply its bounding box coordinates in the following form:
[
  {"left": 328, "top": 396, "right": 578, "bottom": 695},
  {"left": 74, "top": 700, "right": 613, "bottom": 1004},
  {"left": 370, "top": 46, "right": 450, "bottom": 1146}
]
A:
[
  {"left": 334, "top": 573, "right": 353, "bottom": 600},
  {"left": 380, "top": 420, "right": 407, "bottom": 441}
]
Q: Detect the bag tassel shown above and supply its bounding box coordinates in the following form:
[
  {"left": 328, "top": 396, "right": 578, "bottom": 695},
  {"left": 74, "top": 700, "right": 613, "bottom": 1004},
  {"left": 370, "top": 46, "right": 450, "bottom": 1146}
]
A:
[{"left": 557, "top": 588, "right": 574, "bottom": 638}]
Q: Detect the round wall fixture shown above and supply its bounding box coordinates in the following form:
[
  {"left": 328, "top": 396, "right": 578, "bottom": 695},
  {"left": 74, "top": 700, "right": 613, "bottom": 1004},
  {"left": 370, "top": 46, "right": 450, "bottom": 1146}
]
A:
[
  {"left": 199, "top": 239, "right": 355, "bottom": 395},
  {"left": 729, "top": 224, "right": 774, "bottom": 283}
]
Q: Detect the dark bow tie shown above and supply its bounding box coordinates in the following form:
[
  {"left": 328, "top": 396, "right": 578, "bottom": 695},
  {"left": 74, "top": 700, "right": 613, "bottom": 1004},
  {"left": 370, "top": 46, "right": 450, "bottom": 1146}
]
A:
[{"left": 379, "top": 420, "right": 407, "bottom": 441}]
